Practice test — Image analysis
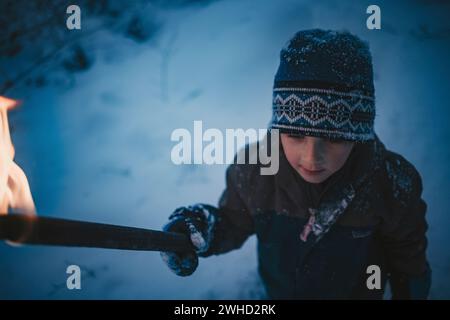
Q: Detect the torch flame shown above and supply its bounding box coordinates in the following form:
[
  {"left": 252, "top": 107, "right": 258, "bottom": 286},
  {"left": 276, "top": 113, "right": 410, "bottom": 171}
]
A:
[{"left": 0, "top": 96, "right": 36, "bottom": 215}]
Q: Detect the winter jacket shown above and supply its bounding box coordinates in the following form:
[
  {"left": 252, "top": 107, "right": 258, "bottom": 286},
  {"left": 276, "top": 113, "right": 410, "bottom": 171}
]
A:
[{"left": 199, "top": 134, "right": 431, "bottom": 299}]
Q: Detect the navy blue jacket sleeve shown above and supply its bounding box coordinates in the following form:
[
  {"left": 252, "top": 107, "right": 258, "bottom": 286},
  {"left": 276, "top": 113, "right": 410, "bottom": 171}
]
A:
[
  {"left": 199, "top": 164, "right": 255, "bottom": 257},
  {"left": 380, "top": 154, "right": 431, "bottom": 299}
]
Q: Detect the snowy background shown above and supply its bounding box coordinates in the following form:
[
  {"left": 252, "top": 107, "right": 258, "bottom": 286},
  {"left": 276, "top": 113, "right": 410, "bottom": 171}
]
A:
[{"left": 0, "top": 0, "right": 449, "bottom": 299}]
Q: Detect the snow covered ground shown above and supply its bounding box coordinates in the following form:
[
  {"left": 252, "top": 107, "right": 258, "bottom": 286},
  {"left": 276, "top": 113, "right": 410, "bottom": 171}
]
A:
[{"left": 1, "top": 0, "right": 449, "bottom": 299}]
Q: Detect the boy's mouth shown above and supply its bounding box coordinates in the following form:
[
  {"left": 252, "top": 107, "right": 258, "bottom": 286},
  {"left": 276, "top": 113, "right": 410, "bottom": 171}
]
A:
[{"left": 299, "top": 165, "right": 325, "bottom": 176}]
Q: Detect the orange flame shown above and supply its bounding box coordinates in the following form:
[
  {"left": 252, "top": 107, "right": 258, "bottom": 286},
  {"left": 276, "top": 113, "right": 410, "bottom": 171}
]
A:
[{"left": 0, "top": 96, "right": 36, "bottom": 215}]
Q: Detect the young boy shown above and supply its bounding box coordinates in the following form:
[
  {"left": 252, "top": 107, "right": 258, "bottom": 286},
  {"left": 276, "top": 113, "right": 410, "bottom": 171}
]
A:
[{"left": 160, "top": 29, "right": 431, "bottom": 299}]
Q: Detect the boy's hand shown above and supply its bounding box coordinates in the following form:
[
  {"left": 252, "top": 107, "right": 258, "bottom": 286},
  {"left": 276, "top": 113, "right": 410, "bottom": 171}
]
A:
[{"left": 160, "top": 204, "right": 216, "bottom": 276}]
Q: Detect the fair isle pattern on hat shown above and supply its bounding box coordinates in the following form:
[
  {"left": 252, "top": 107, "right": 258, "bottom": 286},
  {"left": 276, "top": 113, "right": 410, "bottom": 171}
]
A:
[
  {"left": 271, "top": 87, "right": 375, "bottom": 141},
  {"left": 271, "top": 29, "right": 376, "bottom": 142}
]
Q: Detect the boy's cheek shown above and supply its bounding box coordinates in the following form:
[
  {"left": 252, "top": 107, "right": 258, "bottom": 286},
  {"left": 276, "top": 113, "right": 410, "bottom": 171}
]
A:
[
  {"left": 326, "top": 150, "right": 353, "bottom": 174},
  {"left": 280, "top": 140, "right": 301, "bottom": 165}
]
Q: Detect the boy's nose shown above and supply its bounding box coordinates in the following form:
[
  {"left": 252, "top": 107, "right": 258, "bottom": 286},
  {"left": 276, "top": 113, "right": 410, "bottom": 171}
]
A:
[{"left": 302, "top": 137, "right": 325, "bottom": 167}]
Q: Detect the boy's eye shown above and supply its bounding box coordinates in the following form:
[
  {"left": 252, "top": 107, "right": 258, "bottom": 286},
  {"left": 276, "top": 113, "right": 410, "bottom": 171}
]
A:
[
  {"left": 327, "top": 138, "right": 345, "bottom": 144},
  {"left": 288, "top": 134, "right": 305, "bottom": 139}
]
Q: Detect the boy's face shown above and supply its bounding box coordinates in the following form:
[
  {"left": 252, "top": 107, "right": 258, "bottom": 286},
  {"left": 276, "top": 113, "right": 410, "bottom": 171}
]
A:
[{"left": 280, "top": 134, "right": 354, "bottom": 184}]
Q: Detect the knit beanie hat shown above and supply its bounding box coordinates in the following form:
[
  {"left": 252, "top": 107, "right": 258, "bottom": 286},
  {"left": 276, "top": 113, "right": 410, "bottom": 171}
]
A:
[{"left": 270, "top": 29, "right": 376, "bottom": 142}]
